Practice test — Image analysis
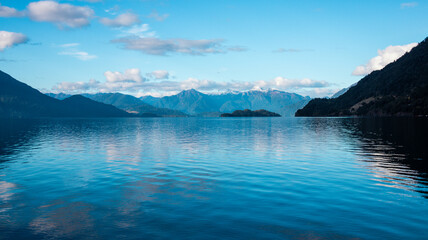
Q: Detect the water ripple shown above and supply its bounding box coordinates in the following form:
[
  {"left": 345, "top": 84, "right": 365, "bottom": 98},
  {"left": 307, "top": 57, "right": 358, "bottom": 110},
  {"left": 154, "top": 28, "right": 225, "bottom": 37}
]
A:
[{"left": 0, "top": 117, "right": 427, "bottom": 239}]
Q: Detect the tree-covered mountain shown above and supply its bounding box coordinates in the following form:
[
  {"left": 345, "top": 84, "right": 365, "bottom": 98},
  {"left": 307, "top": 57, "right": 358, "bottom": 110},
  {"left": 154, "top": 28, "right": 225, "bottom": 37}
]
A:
[
  {"left": 0, "top": 70, "right": 130, "bottom": 118},
  {"left": 221, "top": 109, "right": 281, "bottom": 117},
  {"left": 60, "top": 95, "right": 131, "bottom": 117},
  {"left": 141, "top": 89, "right": 310, "bottom": 117},
  {"left": 296, "top": 37, "right": 428, "bottom": 117}
]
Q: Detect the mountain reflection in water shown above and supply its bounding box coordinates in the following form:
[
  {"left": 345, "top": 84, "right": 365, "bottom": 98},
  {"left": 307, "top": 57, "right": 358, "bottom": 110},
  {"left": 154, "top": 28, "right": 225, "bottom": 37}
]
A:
[{"left": 0, "top": 117, "right": 427, "bottom": 239}]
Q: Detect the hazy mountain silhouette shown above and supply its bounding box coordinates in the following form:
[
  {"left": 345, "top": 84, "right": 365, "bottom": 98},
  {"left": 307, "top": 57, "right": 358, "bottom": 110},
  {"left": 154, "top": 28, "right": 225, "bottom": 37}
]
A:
[
  {"left": 330, "top": 83, "right": 357, "bottom": 99},
  {"left": 83, "top": 93, "right": 188, "bottom": 117},
  {"left": 47, "top": 92, "right": 188, "bottom": 117},
  {"left": 296, "top": 37, "right": 428, "bottom": 117},
  {"left": 0, "top": 70, "right": 130, "bottom": 118}
]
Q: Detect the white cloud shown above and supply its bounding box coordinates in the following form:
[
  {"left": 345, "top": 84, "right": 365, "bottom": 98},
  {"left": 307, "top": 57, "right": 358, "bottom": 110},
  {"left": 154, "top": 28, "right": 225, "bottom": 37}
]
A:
[
  {"left": 104, "top": 69, "right": 145, "bottom": 83},
  {"left": 352, "top": 42, "right": 417, "bottom": 76},
  {"left": 58, "top": 43, "right": 97, "bottom": 61},
  {"left": 401, "top": 2, "right": 418, "bottom": 8},
  {"left": 147, "top": 70, "right": 169, "bottom": 80},
  {"left": 252, "top": 77, "right": 329, "bottom": 90},
  {"left": 52, "top": 79, "right": 99, "bottom": 92},
  {"left": 147, "top": 11, "right": 169, "bottom": 21},
  {"left": 27, "top": 1, "right": 94, "bottom": 28},
  {"left": 99, "top": 12, "right": 140, "bottom": 27},
  {"left": 0, "top": 3, "right": 24, "bottom": 17},
  {"left": 0, "top": 31, "right": 28, "bottom": 51}
]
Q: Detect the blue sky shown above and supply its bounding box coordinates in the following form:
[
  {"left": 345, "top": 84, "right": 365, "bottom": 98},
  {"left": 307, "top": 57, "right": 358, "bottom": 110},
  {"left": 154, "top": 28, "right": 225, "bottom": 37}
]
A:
[{"left": 1, "top": 0, "right": 427, "bottom": 97}]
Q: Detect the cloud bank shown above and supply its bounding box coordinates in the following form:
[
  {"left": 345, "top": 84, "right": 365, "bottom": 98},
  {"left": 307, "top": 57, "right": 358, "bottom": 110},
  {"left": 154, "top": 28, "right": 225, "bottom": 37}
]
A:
[
  {"left": 52, "top": 68, "right": 330, "bottom": 97},
  {"left": 352, "top": 43, "right": 417, "bottom": 76}
]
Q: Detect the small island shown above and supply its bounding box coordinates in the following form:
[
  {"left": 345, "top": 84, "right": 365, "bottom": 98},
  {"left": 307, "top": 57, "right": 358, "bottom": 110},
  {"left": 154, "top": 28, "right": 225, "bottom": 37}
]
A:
[{"left": 221, "top": 109, "right": 281, "bottom": 117}]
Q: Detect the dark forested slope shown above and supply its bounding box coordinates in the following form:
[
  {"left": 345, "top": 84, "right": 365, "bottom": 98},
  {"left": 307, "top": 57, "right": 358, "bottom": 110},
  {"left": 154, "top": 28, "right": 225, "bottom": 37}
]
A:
[
  {"left": 0, "top": 71, "right": 130, "bottom": 118},
  {"left": 296, "top": 37, "right": 428, "bottom": 117}
]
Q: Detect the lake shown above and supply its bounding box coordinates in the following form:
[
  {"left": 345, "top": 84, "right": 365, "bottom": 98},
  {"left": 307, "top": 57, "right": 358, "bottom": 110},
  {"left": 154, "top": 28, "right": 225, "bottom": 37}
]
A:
[{"left": 0, "top": 117, "right": 427, "bottom": 239}]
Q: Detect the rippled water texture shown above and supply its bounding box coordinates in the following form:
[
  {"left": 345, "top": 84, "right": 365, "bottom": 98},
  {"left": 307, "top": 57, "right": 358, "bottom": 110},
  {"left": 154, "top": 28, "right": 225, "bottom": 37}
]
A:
[{"left": 0, "top": 117, "right": 427, "bottom": 239}]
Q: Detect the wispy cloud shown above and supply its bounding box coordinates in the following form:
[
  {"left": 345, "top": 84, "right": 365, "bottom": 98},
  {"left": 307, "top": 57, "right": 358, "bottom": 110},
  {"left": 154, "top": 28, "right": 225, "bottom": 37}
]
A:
[
  {"left": 105, "top": 5, "right": 120, "bottom": 15},
  {"left": 99, "top": 12, "right": 140, "bottom": 27},
  {"left": 121, "top": 23, "right": 156, "bottom": 38},
  {"left": 113, "top": 37, "right": 245, "bottom": 56},
  {"left": 147, "top": 11, "right": 169, "bottom": 21},
  {"left": 80, "top": 0, "right": 103, "bottom": 3},
  {"left": 0, "top": 58, "right": 16, "bottom": 62},
  {"left": 147, "top": 70, "right": 170, "bottom": 80},
  {"left": 58, "top": 43, "right": 97, "bottom": 61},
  {"left": 60, "top": 43, "right": 80, "bottom": 48},
  {"left": 401, "top": 2, "right": 418, "bottom": 8},
  {"left": 228, "top": 46, "right": 247, "bottom": 52},
  {"left": 273, "top": 48, "right": 313, "bottom": 53},
  {"left": 111, "top": 20, "right": 245, "bottom": 56},
  {"left": 59, "top": 51, "right": 97, "bottom": 61},
  {"left": 0, "top": 31, "right": 28, "bottom": 51},
  {"left": 352, "top": 42, "right": 417, "bottom": 76}
]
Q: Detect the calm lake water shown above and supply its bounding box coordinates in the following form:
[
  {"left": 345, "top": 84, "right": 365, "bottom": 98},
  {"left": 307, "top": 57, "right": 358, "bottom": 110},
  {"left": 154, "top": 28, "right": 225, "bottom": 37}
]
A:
[{"left": 0, "top": 117, "right": 427, "bottom": 240}]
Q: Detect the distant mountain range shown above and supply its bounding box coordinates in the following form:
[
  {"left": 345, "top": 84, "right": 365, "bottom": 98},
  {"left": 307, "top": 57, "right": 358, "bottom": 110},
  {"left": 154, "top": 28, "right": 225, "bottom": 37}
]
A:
[
  {"left": 0, "top": 70, "right": 130, "bottom": 118},
  {"left": 47, "top": 89, "right": 311, "bottom": 117},
  {"left": 330, "top": 83, "right": 357, "bottom": 99},
  {"left": 140, "top": 89, "right": 310, "bottom": 117},
  {"left": 296, "top": 37, "right": 428, "bottom": 117}
]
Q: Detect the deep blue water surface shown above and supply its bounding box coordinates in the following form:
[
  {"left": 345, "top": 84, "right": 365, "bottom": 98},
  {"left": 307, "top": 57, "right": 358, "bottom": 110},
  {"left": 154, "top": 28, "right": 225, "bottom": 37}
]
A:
[{"left": 0, "top": 117, "right": 427, "bottom": 239}]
